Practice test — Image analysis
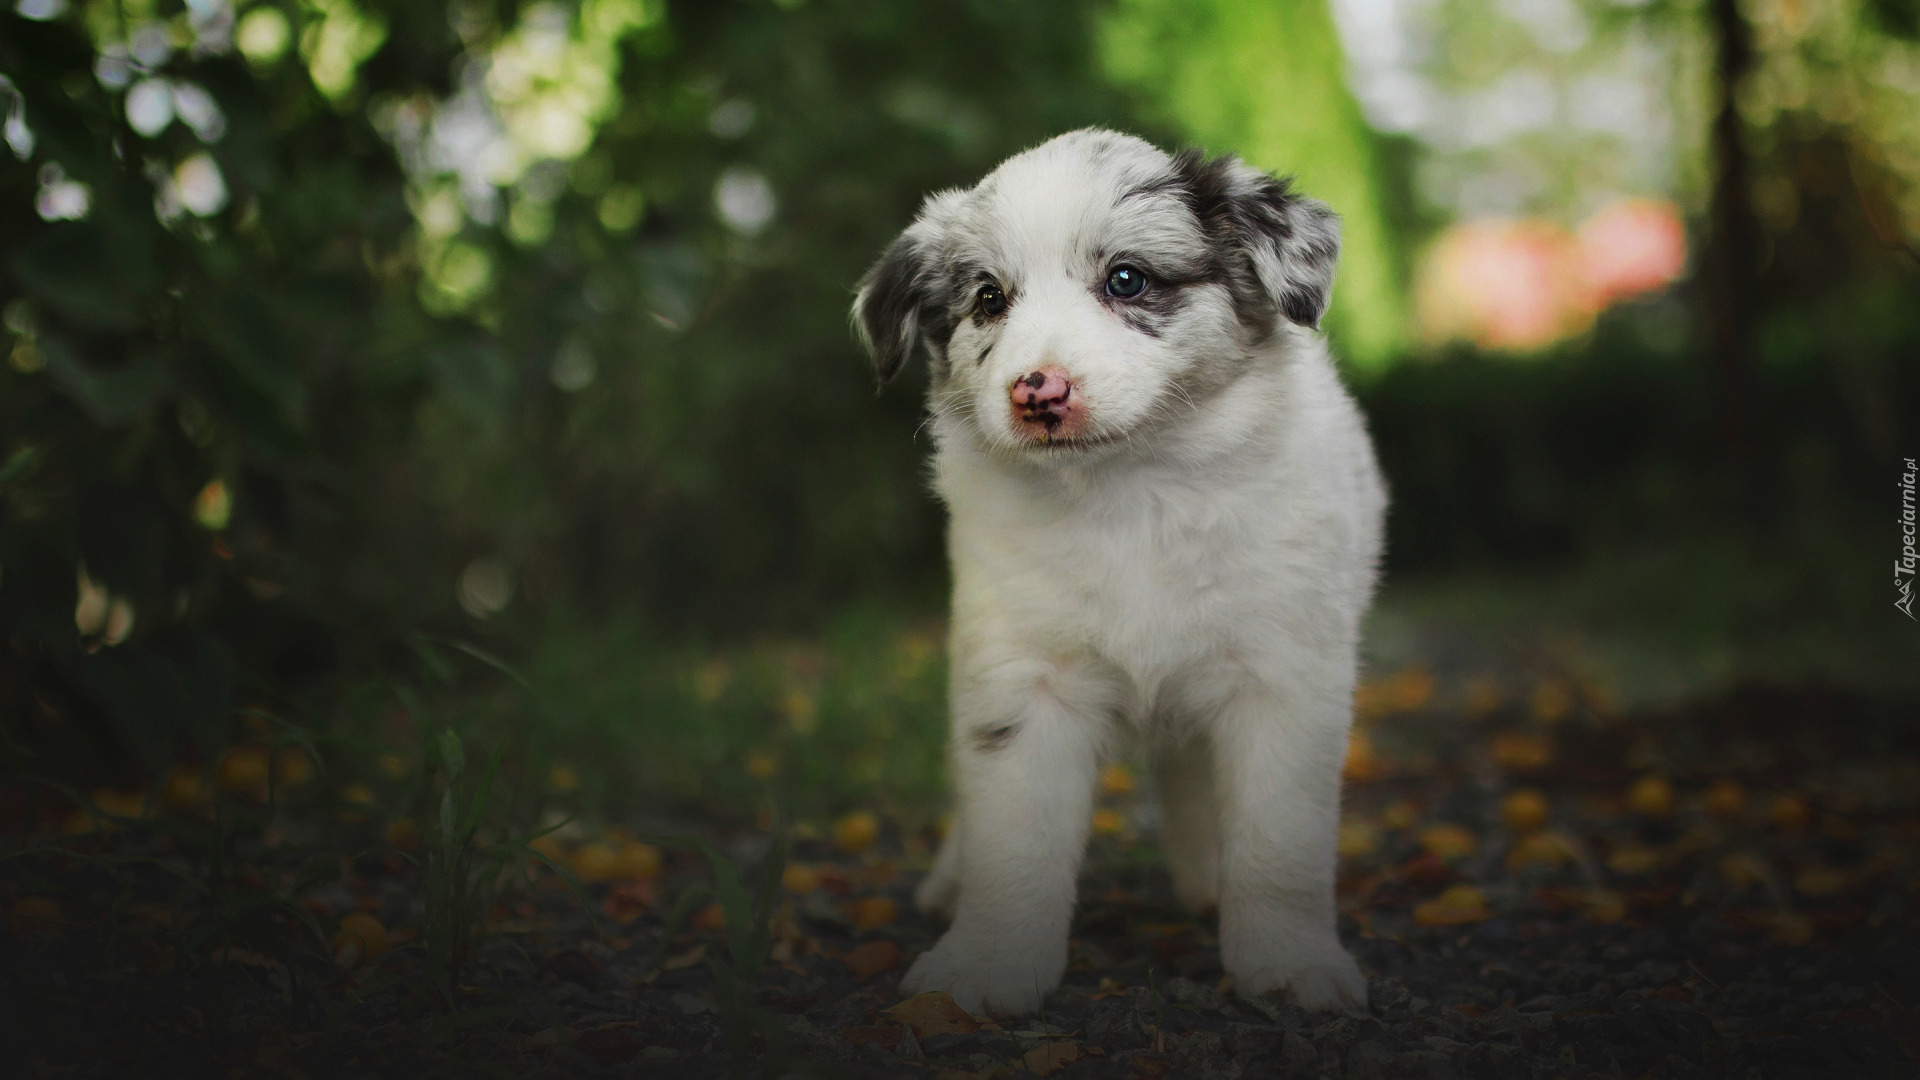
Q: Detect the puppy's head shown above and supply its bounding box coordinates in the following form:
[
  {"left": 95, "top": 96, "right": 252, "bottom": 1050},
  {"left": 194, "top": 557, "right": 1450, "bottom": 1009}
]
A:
[{"left": 852, "top": 129, "right": 1339, "bottom": 459}]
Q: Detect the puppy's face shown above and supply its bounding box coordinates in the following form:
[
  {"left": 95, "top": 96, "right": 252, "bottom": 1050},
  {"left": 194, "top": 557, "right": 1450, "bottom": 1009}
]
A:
[{"left": 853, "top": 129, "right": 1341, "bottom": 461}]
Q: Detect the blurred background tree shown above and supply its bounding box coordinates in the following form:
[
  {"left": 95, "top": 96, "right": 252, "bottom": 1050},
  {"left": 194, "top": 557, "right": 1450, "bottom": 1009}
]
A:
[{"left": 1, "top": 0, "right": 1914, "bottom": 815}]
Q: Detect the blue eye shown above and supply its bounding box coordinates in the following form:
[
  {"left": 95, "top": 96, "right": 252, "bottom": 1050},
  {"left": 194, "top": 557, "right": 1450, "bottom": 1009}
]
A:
[{"left": 1106, "top": 265, "right": 1147, "bottom": 299}]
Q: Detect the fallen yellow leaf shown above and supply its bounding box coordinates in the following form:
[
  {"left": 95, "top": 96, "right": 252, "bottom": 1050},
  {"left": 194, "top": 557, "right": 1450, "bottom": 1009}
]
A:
[
  {"left": 570, "top": 842, "right": 624, "bottom": 883},
  {"left": 1337, "top": 821, "right": 1379, "bottom": 858},
  {"left": 1354, "top": 681, "right": 1387, "bottom": 721},
  {"left": 1380, "top": 800, "right": 1420, "bottom": 831},
  {"left": 1098, "top": 762, "right": 1137, "bottom": 797},
  {"left": 1024, "top": 1042, "right": 1082, "bottom": 1076},
  {"left": 1499, "top": 789, "right": 1550, "bottom": 833},
  {"left": 1793, "top": 865, "right": 1848, "bottom": 897},
  {"left": 1418, "top": 823, "right": 1478, "bottom": 861},
  {"left": 528, "top": 833, "right": 569, "bottom": 863},
  {"left": 1605, "top": 845, "right": 1661, "bottom": 875},
  {"left": 1769, "top": 794, "right": 1810, "bottom": 831},
  {"left": 602, "top": 880, "right": 653, "bottom": 924},
  {"left": 690, "top": 902, "right": 727, "bottom": 932},
  {"left": 662, "top": 944, "right": 707, "bottom": 970},
  {"left": 162, "top": 767, "right": 209, "bottom": 810},
  {"left": 1627, "top": 776, "right": 1674, "bottom": 818},
  {"left": 849, "top": 896, "right": 899, "bottom": 929},
  {"left": 8, "top": 896, "right": 63, "bottom": 939},
  {"left": 1463, "top": 676, "right": 1504, "bottom": 716},
  {"left": 1703, "top": 779, "right": 1744, "bottom": 819},
  {"left": 881, "top": 992, "right": 985, "bottom": 1037},
  {"left": 834, "top": 811, "right": 881, "bottom": 855},
  {"left": 1581, "top": 679, "right": 1618, "bottom": 717},
  {"left": 1718, "top": 851, "right": 1770, "bottom": 889},
  {"left": 1769, "top": 911, "right": 1815, "bottom": 945},
  {"left": 1385, "top": 667, "right": 1435, "bottom": 712},
  {"left": 215, "top": 747, "right": 271, "bottom": 797},
  {"left": 273, "top": 748, "right": 314, "bottom": 788},
  {"left": 93, "top": 788, "right": 148, "bottom": 820},
  {"left": 745, "top": 751, "right": 779, "bottom": 779},
  {"left": 1413, "top": 885, "right": 1491, "bottom": 926},
  {"left": 1505, "top": 830, "right": 1574, "bottom": 872},
  {"left": 1529, "top": 681, "right": 1573, "bottom": 724},
  {"left": 385, "top": 818, "right": 420, "bottom": 851},
  {"left": 1343, "top": 729, "right": 1381, "bottom": 781},
  {"left": 782, "top": 864, "right": 821, "bottom": 894},
  {"left": 612, "top": 840, "right": 662, "bottom": 881},
  {"left": 334, "top": 912, "right": 388, "bottom": 966},
  {"left": 783, "top": 689, "right": 819, "bottom": 734},
  {"left": 840, "top": 939, "right": 903, "bottom": 980},
  {"left": 515, "top": 1028, "right": 561, "bottom": 1053},
  {"left": 1582, "top": 889, "right": 1626, "bottom": 924},
  {"left": 1490, "top": 732, "right": 1552, "bottom": 772}
]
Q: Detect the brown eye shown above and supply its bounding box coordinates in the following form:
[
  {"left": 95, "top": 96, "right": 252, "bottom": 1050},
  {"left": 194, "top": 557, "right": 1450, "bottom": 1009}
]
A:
[{"left": 977, "top": 283, "right": 1008, "bottom": 317}]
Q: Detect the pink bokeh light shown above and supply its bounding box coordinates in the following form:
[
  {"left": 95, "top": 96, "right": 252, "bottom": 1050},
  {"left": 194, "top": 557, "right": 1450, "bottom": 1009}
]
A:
[{"left": 1417, "top": 199, "right": 1688, "bottom": 352}]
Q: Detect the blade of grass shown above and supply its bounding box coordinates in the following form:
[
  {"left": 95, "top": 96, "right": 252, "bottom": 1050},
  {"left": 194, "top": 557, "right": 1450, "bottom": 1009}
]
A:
[{"left": 459, "top": 737, "right": 506, "bottom": 839}]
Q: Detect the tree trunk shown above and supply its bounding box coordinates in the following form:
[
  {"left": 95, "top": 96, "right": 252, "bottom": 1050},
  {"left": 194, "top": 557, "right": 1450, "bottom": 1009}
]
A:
[{"left": 1705, "top": 0, "right": 1757, "bottom": 475}]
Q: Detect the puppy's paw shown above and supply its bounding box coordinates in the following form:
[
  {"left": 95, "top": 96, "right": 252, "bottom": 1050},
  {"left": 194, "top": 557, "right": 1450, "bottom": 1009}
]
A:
[
  {"left": 1229, "top": 938, "right": 1367, "bottom": 1014},
  {"left": 900, "top": 929, "right": 1063, "bottom": 1017}
]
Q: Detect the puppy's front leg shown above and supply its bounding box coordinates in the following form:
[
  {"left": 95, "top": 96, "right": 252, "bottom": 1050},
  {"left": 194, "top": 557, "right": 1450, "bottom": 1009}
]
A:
[
  {"left": 1213, "top": 682, "right": 1368, "bottom": 1013},
  {"left": 901, "top": 660, "right": 1105, "bottom": 1016}
]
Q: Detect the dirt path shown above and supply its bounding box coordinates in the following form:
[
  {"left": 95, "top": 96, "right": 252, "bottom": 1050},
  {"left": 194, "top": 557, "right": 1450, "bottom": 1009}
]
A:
[{"left": 4, "top": 683, "right": 1917, "bottom": 1078}]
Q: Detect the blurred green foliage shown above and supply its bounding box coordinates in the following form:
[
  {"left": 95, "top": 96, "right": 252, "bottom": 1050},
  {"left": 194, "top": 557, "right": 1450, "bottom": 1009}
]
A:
[
  {"left": 1101, "top": 0, "right": 1408, "bottom": 365},
  {"left": 0, "top": 0, "right": 1138, "bottom": 785}
]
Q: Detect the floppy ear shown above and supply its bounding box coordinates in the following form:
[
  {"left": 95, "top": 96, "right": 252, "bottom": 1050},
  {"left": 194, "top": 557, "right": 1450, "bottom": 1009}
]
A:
[
  {"left": 1176, "top": 151, "right": 1342, "bottom": 332},
  {"left": 852, "top": 231, "right": 933, "bottom": 387}
]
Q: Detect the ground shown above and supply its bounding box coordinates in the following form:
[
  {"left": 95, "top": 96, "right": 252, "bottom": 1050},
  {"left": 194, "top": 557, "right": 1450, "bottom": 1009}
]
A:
[{"left": 3, "top": 680, "right": 1918, "bottom": 1079}]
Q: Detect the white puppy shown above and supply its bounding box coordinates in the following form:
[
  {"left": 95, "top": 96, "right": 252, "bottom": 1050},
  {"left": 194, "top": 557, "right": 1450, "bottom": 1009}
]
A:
[{"left": 852, "top": 129, "right": 1386, "bottom": 1017}]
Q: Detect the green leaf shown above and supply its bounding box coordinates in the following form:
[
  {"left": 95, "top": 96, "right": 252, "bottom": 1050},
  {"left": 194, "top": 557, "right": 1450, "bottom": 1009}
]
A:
[
  {"left": 0, "top": 446, "right": 43, "bottom": 489},
  {"left": 702, "top": 843, "right": 755, "bottom": 969},
  {"left": 458, "top": 736, "right": 506, "bottom": 838},
  {"left": 743, "top": 822, "right": 789, "bottom": 975},
  {"left": 438, "top": 786, "right": 455, "bottom": 841},
  {"left": 36, "top": 335, "right": 168, "bottom": 426},
  {"left": 9, "top": 222, "right": 159, "bottom": 334},
  {"left": 436, "top": 728, "right": 465, "bottom": 780}
]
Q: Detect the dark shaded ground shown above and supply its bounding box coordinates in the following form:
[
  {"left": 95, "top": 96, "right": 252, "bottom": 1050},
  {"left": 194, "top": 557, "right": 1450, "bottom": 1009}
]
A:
[{"left": 4, "top": 683, "right": 1919, "bottom": 1079}]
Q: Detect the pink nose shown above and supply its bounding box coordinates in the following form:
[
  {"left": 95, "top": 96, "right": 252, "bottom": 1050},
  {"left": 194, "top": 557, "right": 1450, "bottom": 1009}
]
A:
[{"left": 1008, "top": 367, "right": 1087, "bottom": 442}]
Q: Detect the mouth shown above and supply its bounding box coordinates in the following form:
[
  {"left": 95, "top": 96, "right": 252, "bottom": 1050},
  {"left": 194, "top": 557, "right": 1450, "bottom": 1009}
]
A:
[{"left": 1012, "top": 429, "right": 1117, "bottom": 452}]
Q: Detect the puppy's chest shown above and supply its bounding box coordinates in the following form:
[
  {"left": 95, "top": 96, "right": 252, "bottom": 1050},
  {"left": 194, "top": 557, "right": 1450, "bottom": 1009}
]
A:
[{"left": 1001, "top": 489, "right": 1274, "bottom": 659}]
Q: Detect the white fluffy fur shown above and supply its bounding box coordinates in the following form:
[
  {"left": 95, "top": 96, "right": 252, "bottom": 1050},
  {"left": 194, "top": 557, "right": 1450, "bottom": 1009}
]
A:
[{"left": 854, "top": 130, "right": 1386, "bottom": 1017}]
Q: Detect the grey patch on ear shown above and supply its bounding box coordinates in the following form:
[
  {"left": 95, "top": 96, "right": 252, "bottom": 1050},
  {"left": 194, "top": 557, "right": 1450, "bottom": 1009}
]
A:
[
  {"left": 1170, "top": 150, "right": 1342, "bottom": 334},
  {"left": 852, "top": 233, "right": 933, "bottom": 386},
  {"left": 1261, "top": 191, "right": 1341, "bottom": 329},
  {"left": 969, "top": 721, "right": 1021, "bottom": 753},
  {"left": 852, "top": 192, "right": 964, "bottom": 387}
]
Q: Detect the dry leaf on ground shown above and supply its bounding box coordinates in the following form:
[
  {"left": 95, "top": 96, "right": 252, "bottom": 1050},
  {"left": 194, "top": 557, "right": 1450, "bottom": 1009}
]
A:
[
  {"left": 1413, "top": 885, "right": 1492, "bottom": 926},
  {"left": 1419, "top": 823, "right": 1478, "bottom": 860},
  {"left": 838, "top": 939, "right": 902, "bottom": 980},
  {"left": 849, "top": 896, "right": 898, "bottom": 929},
  {"left": 882, "top": 992, "right": 985, "bottom": 1037},
  {"left": 834, "top": 811, "right": 880, "bottom": 854},
  {"left": 1024, "top": 1041, "right": 1082, "bottom": 1075}
]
